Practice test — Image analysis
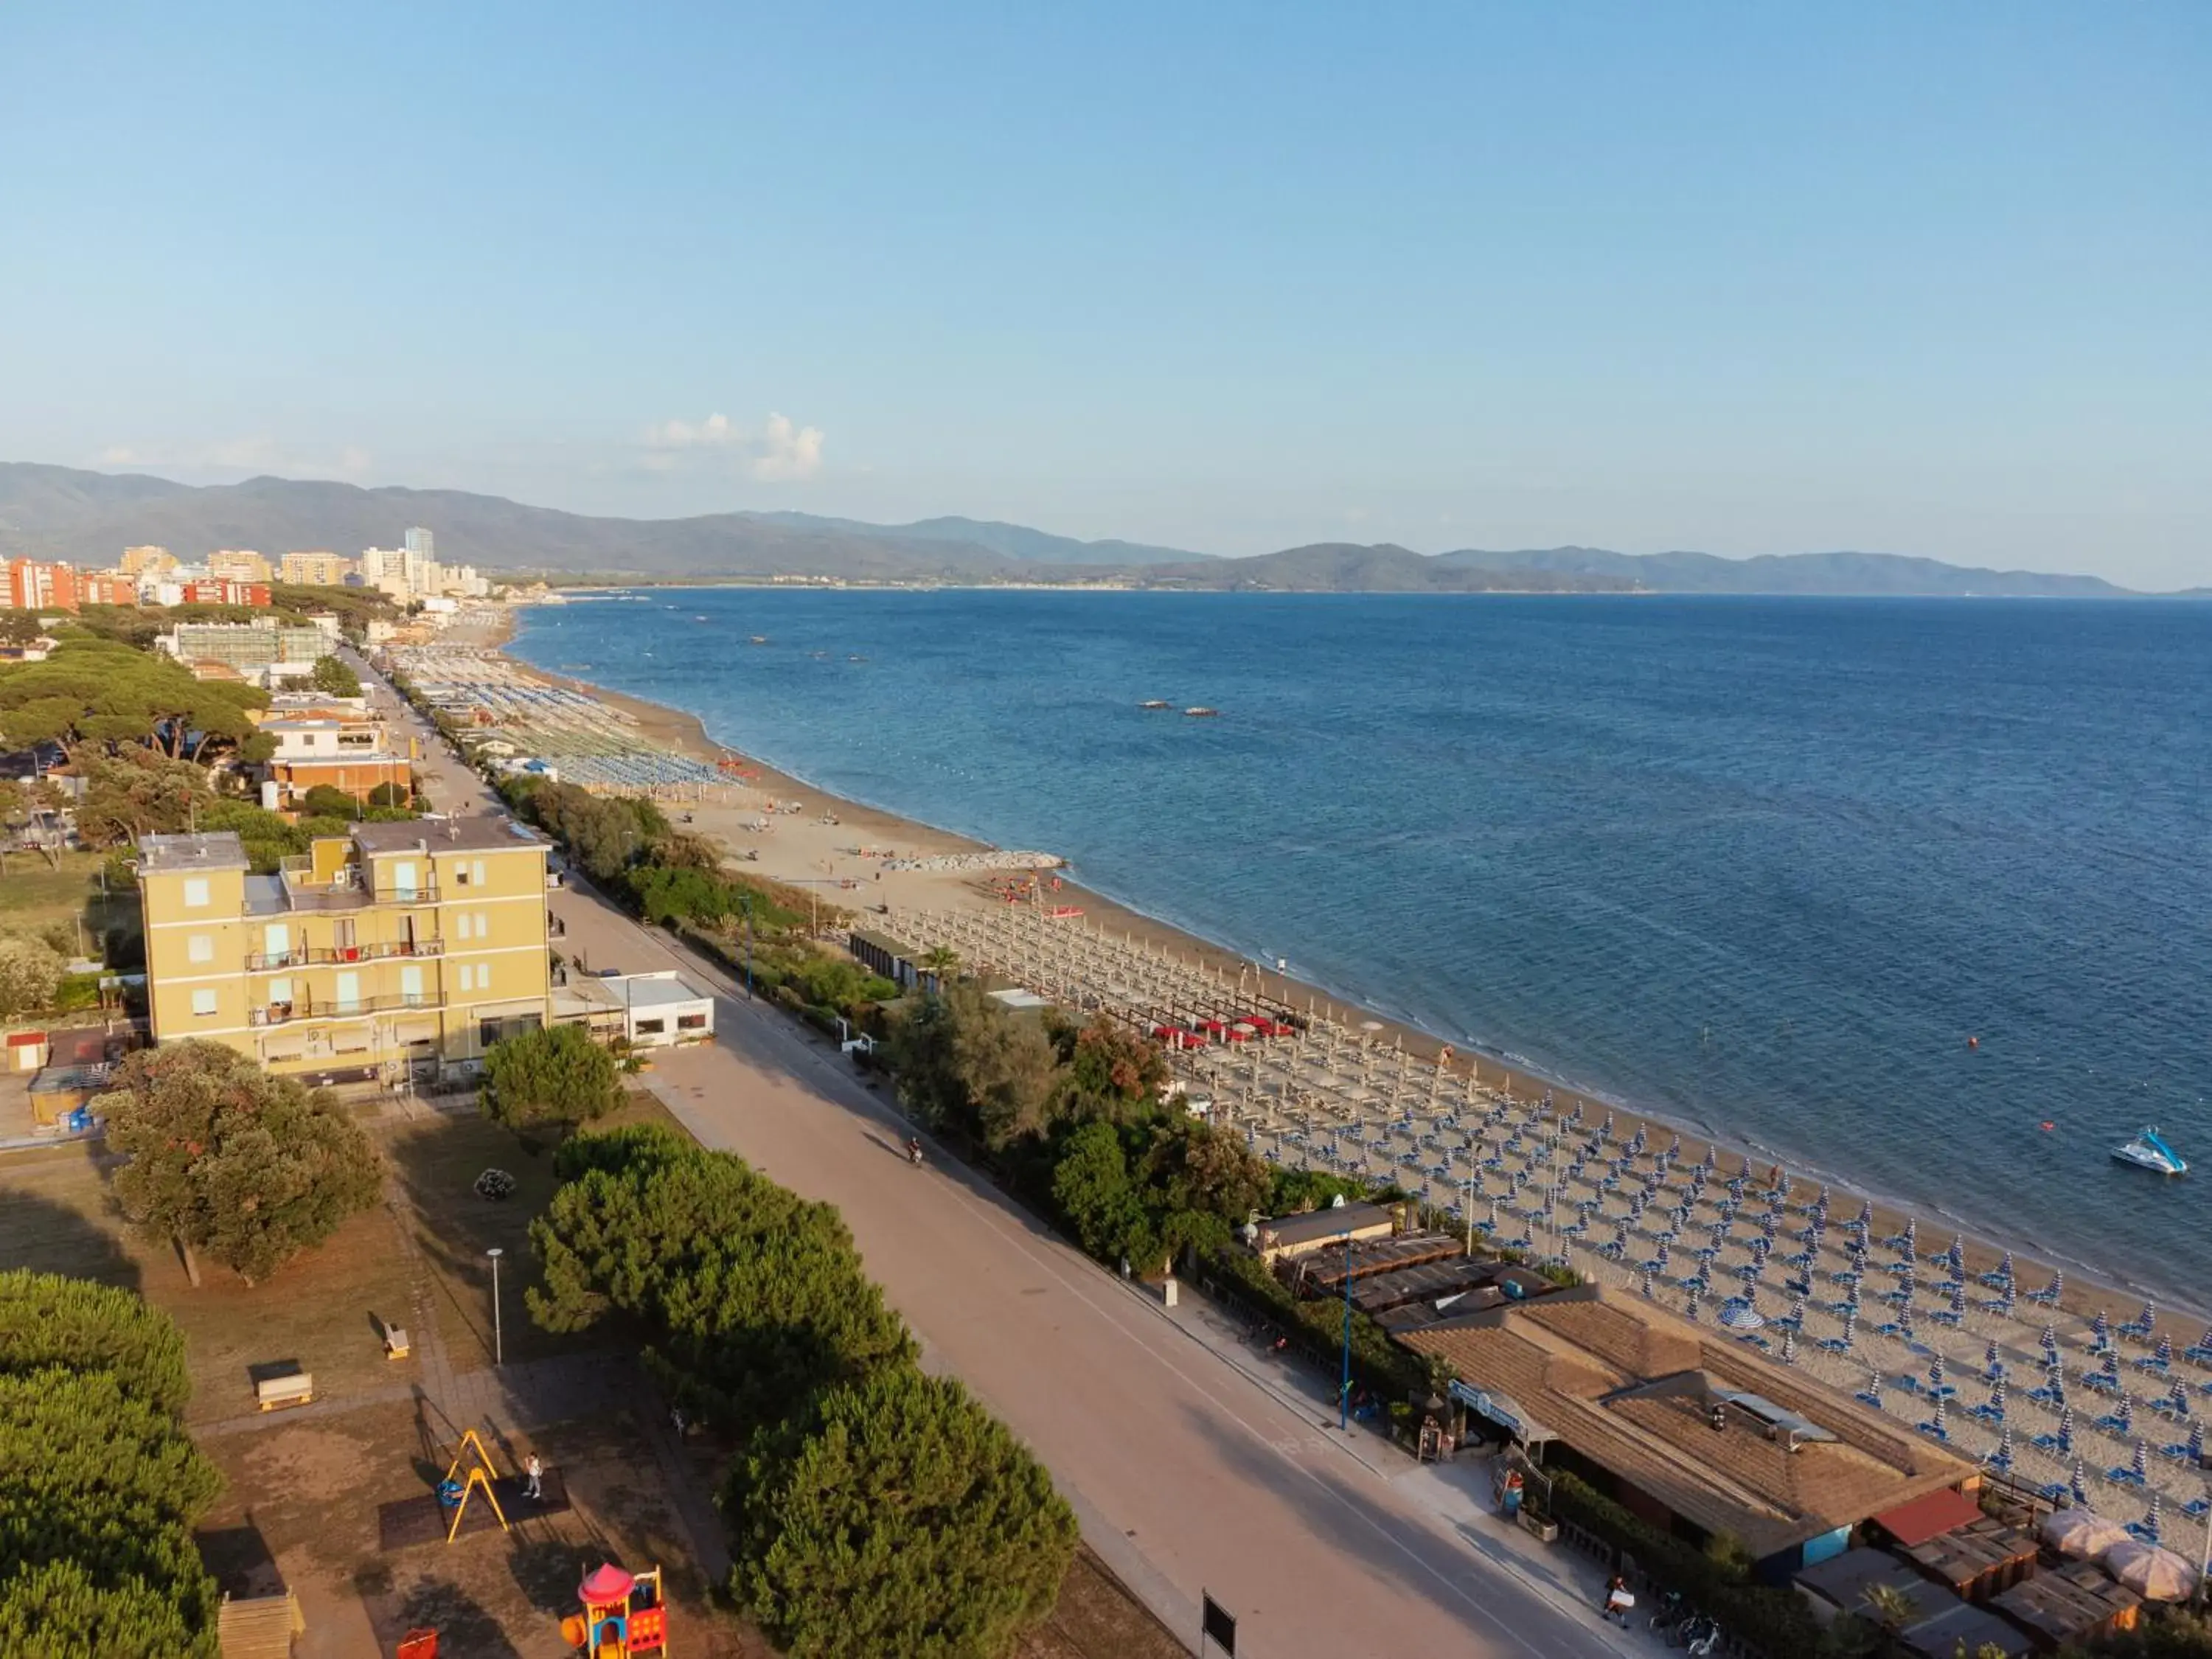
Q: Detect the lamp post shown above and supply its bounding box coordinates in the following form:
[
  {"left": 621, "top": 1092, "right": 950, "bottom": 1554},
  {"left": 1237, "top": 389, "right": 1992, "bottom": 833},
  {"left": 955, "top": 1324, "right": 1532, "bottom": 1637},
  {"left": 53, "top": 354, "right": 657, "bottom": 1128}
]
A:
[
  {"left": 1340, "top": 1227, "right": 1354, "bottom": 1433},
  {"left": 1459, "top": 1177, "right": 1479, "bottom": 1259},
  {"left": 486, "top": 1246, "right": 504, "bottom": 1367},
  {"left": 740, "top": 894, "right": 755, "bottom": 1000}
]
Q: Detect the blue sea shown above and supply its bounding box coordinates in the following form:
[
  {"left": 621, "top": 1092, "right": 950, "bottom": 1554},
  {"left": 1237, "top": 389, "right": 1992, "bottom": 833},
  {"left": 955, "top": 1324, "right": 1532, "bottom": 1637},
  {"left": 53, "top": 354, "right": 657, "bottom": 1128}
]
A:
[{"left": 512, "top": 591, "right": 2212, "bottom": 1299}]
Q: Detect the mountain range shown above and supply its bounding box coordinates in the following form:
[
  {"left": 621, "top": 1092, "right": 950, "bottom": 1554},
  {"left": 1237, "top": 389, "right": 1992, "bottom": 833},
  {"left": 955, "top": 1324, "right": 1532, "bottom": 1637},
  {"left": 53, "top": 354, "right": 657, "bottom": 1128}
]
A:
[{"left": 0, "top": 461, "right": 2173, "bottom": 597}]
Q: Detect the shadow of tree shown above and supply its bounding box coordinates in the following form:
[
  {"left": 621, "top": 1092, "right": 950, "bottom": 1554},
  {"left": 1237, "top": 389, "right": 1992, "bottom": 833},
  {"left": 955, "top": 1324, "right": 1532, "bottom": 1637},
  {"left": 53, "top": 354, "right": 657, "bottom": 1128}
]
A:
[{"left": 0, "top": 1180, "right": 142, "bottom": 1289}]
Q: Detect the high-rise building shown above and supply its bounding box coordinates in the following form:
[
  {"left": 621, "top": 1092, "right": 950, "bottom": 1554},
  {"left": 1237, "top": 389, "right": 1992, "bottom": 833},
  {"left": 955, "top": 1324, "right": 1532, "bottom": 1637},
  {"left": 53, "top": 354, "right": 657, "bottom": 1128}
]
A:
[
  {"left": 404, "top": 527, "right": 435, "bottom": 561},
  {"left": 136, "top": 821, "right": 551, "bottom": 1083},
  {"left": 207, "top": 549, "right": 273, "bottom": 583},
  {"left": 4, "top": 559, "right": 80, "bottom": 611},
  {"left": 279, "top": 550, "right": 355, "bottom": 586}
]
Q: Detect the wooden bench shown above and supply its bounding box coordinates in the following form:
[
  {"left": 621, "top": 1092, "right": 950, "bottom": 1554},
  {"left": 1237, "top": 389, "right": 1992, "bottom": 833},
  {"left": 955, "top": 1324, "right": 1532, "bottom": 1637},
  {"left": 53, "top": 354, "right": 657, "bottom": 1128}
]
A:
[
  {"left": 383, "top": 1325, "right": 411, "bottom": 1360},
  {"left": 255, "top": 1371, "right": 315, "bottom": 1411}
]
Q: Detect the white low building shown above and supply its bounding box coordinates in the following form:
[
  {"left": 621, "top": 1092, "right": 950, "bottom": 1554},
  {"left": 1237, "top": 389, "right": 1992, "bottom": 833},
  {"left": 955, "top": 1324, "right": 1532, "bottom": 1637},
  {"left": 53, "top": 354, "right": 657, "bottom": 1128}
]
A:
[{"left": 554, "top": 969, "right": 714, "bottom": 1048}]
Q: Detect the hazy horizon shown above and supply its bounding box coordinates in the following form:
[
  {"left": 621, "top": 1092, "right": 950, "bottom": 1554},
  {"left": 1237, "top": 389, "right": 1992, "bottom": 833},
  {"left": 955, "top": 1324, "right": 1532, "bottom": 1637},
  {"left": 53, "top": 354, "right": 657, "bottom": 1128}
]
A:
[{"left": 1, "top": 4, "right": 2205, "bottom": 588}]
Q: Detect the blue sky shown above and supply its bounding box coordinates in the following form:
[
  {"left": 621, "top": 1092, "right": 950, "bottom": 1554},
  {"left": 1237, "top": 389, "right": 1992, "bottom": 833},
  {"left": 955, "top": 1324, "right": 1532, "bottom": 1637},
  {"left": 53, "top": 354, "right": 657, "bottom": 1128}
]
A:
[{"left": 2, "top": 4, "right": 2205, "bottom": 585}]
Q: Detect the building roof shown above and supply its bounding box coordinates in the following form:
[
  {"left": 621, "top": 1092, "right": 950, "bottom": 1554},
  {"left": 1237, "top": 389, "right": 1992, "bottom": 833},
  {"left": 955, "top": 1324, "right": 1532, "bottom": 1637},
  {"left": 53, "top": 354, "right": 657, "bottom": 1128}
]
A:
[
  {"left": 137, "top": 831, "right": 250, "bottom": 874},
  {"left": 349, "top": 816, "right": 543, "bottom": 855},
  {"left": 620, "top": 973, "right": 709, "bottom": 1009},
  {"left": 1259, "top": 1201, "right": 1396, "bottom": 1251},
  {"left": 1873, "top": 1486, "right": 1985, "bottom": 1548},
  {"left": 1399, "top": 1290, "right": 1974, "bottom": 1558}
]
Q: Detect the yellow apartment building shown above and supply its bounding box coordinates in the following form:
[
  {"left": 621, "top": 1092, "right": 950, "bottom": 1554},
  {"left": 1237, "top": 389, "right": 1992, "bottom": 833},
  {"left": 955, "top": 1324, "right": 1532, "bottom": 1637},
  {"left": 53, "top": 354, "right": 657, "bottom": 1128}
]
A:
[{"left": 136, "top": 818, "right": 552, "bottom": 1086}]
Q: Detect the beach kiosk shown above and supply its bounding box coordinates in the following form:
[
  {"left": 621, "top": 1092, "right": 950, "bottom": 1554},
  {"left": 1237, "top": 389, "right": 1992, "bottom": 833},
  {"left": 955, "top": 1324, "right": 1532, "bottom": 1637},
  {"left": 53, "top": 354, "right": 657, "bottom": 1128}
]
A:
[{"left": 561, "top": 1562, "right": 667, "bottom": 1657}]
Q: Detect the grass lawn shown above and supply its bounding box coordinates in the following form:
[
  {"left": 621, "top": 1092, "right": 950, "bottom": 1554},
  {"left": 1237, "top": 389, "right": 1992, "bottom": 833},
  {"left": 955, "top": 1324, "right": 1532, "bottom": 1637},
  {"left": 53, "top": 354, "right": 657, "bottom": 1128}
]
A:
[
  {"left": 0, "top": 1139, "right": 425, "bottom": 1425},
  {"left": 381, "top": 1091, "right": 690, "bottom": 1375},
  {"left": 0, "top": 847, "right": 124, "bottom": 951}
]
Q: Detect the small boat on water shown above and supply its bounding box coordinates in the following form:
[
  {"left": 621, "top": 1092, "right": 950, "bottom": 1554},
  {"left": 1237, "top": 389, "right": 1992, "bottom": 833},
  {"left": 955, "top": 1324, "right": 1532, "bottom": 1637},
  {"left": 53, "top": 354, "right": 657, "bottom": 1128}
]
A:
[
  {"left": 748, "top": 635, "right": 769, "bottom": 644},
  {"left": 2112, "top": 1127, "right": 2188, "bottom": 1175},
  {"left": 1183, "top": 706, "right": 1220, "bottom": 717},
  {"left": 1138, "top": 699, "right": 1170, "bottom": 709}
]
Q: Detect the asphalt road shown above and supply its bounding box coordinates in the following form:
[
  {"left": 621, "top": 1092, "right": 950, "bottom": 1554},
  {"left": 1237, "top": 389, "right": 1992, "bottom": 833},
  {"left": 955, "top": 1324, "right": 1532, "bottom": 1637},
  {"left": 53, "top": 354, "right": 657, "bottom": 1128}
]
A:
[{"left": 362, "top": 650, "right": 1635, "bottom": 1659}]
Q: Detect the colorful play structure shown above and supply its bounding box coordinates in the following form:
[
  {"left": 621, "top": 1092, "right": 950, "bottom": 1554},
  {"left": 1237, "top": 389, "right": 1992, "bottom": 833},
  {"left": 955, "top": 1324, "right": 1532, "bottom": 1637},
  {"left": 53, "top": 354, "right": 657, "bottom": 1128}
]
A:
[
  {"left": 435, "top": 1427, "right": 509, "bottom": 1543},
  {"left": 562, "top": 1562, "right": 669, "bottom": 1656}
]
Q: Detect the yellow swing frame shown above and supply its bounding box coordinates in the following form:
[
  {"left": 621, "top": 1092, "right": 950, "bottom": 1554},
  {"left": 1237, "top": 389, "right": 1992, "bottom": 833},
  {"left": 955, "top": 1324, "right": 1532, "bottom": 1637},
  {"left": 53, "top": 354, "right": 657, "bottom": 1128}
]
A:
[{"left": 442, "top": 1426, "right": 511, "bottom": 1543}]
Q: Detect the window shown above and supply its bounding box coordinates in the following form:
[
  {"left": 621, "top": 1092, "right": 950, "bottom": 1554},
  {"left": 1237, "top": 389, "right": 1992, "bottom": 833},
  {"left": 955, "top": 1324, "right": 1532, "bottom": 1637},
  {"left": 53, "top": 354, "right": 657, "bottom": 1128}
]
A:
[
  {"left": 190, "top": 988, "right": 218, "bottom": 1017},
  {"left": 400, "top": 964, "right": 425, "bottom": 1006},
  {"left": 475, "top": 911, "right": 489, "bottom": 939},
  {"left": 187, "top": 933, "right": 215, "bottom": 964},
  {"left": 453, "top": 863, "right": 470, "bottom": 887},
  {"left": 182, "top": 877, "right": 209, "bottom": 908},
  {"left": 635, "top": 1018, "right": 666, "bottom": 1035},
  {"left": 268, "top": 977, "right": 293, "bottom": 1005},
  {"left": 677, "top": 1012, "right": 708, "bottom": 1031},
  {"left": 472, "top": 860, "right": 487, "bottom": 888},
  {"left": 476, "top": 960, "right": 490, "bottom": 992}
]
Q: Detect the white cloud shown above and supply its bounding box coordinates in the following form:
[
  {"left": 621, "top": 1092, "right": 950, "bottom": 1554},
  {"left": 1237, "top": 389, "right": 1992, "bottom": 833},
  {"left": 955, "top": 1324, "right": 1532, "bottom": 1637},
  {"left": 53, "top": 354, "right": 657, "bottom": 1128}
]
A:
[
  {"left": 97, "top": 438, "right": 372, "bottom": 479},
  {"left": 641, "top": 411, "right": 825, "bottom": 481}
]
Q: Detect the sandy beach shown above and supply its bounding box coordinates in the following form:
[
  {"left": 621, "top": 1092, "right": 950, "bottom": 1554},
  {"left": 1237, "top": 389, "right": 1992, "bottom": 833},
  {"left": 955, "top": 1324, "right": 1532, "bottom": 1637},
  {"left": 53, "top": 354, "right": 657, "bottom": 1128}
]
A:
[{"left": 445, "top": 597, "right": 2212, "bottom": 1520}]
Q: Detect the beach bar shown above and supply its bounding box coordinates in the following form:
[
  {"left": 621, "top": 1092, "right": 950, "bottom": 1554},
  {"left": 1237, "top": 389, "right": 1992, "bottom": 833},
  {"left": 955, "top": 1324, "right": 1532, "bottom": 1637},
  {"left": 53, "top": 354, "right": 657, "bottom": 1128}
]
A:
[{"left": 1398, "top": 1290, "right": 1979, "bottom": 1579}]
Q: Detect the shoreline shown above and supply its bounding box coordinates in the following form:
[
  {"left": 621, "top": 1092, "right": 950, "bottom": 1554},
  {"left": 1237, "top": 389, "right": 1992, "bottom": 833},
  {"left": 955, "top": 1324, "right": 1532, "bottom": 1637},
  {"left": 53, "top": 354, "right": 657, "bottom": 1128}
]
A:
[{"left": 485, "top": 599, "right": 2199, "bottom": 1326}]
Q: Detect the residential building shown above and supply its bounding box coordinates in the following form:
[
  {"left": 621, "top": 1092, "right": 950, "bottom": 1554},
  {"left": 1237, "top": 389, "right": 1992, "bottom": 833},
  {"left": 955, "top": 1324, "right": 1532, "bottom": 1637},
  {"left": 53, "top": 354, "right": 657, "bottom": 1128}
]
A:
[
  {"left": 120, "top": 545, "right": 175, "bottom": 576},
  {"left": 279, "top": 549, "right": 355, "bottom": 586},
  {"left": 136, "top": 819, "right": 552, "bottom": 1084},
  {"left": 179, "top": 580, "right": 272, "bottom": 608},
  {"left": 405, "top": 527, "right": 435, "bottom": 561},
  {"left": 4, "top": 558, "right": 80, "bottom": 611},
  {"left": 257, "top": 716, "right": 416, "bottom": 808},
  {"left": 158, "top": 619, "right": 327, "bottom": 681},
  {"left": 78, "top": 570, "right": 139, "bottom": 606},
  {"left": 207, "top": 549, "right": 273, "bottom": 583}
]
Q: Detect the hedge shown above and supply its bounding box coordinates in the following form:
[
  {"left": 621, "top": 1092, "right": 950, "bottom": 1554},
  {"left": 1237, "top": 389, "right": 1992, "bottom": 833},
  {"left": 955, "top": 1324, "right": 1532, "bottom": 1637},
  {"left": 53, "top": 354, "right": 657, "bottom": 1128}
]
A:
[{"left": 1537, "top": 1469, "right": 1818, "bottom": 1659}]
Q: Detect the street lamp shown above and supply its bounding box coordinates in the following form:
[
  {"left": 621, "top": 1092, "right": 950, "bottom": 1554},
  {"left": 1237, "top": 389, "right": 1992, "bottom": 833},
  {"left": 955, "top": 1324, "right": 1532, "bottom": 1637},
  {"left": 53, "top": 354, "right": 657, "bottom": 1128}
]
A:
[
  {"left": 486, "top": 1246, "right": 504, "bottom": 1367},
  {"left": 1458, "top": 1176, "right": 1480, "bottom": 1259},
  {"left": 740, "top": 893, "right": 755, "bottom": 1000}
]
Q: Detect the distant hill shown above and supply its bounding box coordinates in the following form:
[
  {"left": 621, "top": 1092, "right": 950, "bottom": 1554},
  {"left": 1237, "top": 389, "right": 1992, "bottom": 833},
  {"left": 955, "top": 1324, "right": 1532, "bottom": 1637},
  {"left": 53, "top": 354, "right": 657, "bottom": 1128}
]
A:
[
  {"left": 1428, "top": 545, "right": 2132, "bottom": 599},
  {"left": 0, "top": 461, "right": 2169, "bottom": 596},
  {"left": 742, "top": 510, "right": 1206, "bottom": 566}
]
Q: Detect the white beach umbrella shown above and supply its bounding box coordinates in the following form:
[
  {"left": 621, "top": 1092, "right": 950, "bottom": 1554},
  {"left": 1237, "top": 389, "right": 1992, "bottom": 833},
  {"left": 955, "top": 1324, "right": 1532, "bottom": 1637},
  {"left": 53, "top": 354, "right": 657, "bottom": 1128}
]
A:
[
  {"left": 2042, "top": 1509, "right": 2128, "bottom": 1558},
  {"left": 2104, "top": 1539, "right": 2198, "bottom": 1601}
]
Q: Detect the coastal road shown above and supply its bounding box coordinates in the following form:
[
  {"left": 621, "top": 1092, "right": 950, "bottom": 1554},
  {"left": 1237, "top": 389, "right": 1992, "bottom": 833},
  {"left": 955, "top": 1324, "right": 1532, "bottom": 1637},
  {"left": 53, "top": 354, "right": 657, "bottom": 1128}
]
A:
[{"left": 360, "top": 650, "right": 1637, "bottom": 1659}]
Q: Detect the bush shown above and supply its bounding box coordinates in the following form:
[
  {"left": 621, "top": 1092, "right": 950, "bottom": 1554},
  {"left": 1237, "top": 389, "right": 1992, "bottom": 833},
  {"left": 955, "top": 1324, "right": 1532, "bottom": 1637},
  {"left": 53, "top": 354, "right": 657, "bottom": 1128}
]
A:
[
  {"left": 726, "top": 1367, "right": 1077, "bottom": 1659},
  {"left": 1538, "top": 1470, "right": 1818, "bottom": 1658},
  {"left": 1208, "top": 1246, "right": 1429, "bottom": 1400},
  {"left": 0, "top": 935, "right": 66, "bottom": 1019},
  {"left": 299, "top": 784, "right": 361, "bottom": 819}
]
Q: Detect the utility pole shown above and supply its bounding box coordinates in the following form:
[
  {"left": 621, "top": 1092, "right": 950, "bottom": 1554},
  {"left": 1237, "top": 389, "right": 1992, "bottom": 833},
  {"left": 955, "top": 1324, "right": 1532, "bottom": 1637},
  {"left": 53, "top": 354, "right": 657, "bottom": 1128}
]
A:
[{"left": 1340, "top": 1228, "right": 1354, "bottom": 1433}]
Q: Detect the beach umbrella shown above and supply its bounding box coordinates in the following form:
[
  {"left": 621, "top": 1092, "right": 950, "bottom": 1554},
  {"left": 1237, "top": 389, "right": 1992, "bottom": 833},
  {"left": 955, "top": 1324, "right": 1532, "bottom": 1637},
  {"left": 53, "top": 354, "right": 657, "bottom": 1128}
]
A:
[
  {"left": 2095, "top": 1310, "right": 2112, "bottom": 1350},
  {"left": 1994, "top": 1249, "right": 2016, "bottom": 1282},
  {"left": 1990, "top": 1424, "right": 2014, "bottom": 1472},
  {"left": 2056, "top": 1405, "right": 2076, "bottom": 1453},
  {"left": 1930, "top": 1354, "right": 1948, "bottom": 1390},
  {"left": 2153, "top": 1335, "right": 2176, "bottom": 1370},
  {"left": 1639, "top": 1268, "right": 1656, "bottom": 1299},
  {"left": 1781, "top": 1329, "right": 1798, "bottom": 1366},
  {"left": 2188, "top": 1421, "right": 2205, "bottom": 1464},
  {"left": 1992, "top": 1377, "right": 2009, "bottom": 1419},
  {"left": 1902, "top": 1218, "right": 1919, "bottom": 1253},
  {"left": 1950, "top": 1284, "right": 1968, "bottom": 1317},
  {"left": 2142, "top": 1494, "right": 2163, "bottom": 1545},
  {"left": 1685, "top": 1285, "right": 1702, "bottom": 1322},
  {"left": 2118, "top": 1395, "right": 2136, "bottom": 1436},
  {"left": 2106, "top": 1540, "right": 2198, "bottom": 1602},
  {"left": 1985, "top": 1340, "right": 2005, "bottom": 1380},
  {"left": 2044, "top": 1508, "right": 2128, "bottom": 1558},
  {"left": 1720, "top": 1295, "right": 1766, "bottom": 1331},
  {"left": 1947, "top": 1234, "right": 1965, "bottom": 1273},
  {"left": 2138, "top": 1300, "right": 2159, "bottom": 1333},
  {"left": 2190, "top": 1326, "right": 2212, "bottom": 1363},
  {"left": 2169, "top": 1380, "right": 2191, "bottom": 1419},
  {"left": 1858, "top": 1369, "right": 1885, "bottom": 1410},
  {"left": 1924, "top": 1396, "right": 1949, "bottom": 1439},
  {"left": 1855, "top": 1200, "right": 1873, "bottom": 1229},
  {"left": 2042, "top": 1324, "right": 2062, "bottom": 1363},
  {"left": 2132, "top": 1441, "right": 2150, "bottom": 1482},
  {"left": 2070, "top": 1460, "right": 2089, "bottom": 1506}
]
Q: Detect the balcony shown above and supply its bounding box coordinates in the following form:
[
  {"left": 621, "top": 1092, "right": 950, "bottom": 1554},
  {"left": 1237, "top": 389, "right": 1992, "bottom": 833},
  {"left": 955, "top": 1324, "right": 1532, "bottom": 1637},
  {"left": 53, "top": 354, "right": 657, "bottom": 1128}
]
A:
[
  {"left": 249, "top": 991, "right": 440, "bottom": 1026},
  {"left": 246, "top": 939, "right": 445, "bottom": 971}
]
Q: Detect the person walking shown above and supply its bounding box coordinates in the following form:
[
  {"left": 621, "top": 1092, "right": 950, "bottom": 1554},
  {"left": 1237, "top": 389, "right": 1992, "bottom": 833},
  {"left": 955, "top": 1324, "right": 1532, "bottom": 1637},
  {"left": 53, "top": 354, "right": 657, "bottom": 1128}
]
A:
[{"left": 524, "top": 1453, "right": 543, "bottom": 1500}]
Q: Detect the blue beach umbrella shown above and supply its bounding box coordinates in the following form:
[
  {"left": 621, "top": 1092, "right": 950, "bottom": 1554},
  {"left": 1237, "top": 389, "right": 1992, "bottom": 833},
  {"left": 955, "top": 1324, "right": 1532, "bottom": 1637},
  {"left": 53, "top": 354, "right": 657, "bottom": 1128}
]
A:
[
  {"left": 2070, "top": 1460, "right": 2088, "bottom": 1506},
  {"left": 1986, "top": 1340, "right": 2005, "bottom": 1380},
  {"left": 2042, "top": 1324, "right": 2062, "bottom": 1363},
  {"left": 1990, "top": 1425, "right": 2014, "bottom": 1473},
  {"left": 2095, "top": 1310, "right": 2113, "bottom": 1351}
]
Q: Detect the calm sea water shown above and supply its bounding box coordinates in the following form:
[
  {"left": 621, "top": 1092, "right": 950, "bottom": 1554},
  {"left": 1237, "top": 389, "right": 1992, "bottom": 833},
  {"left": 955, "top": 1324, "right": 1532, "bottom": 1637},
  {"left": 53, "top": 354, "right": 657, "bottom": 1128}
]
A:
[{"left": 512, "top": 591, "right": 2212, "bottom": 1298}]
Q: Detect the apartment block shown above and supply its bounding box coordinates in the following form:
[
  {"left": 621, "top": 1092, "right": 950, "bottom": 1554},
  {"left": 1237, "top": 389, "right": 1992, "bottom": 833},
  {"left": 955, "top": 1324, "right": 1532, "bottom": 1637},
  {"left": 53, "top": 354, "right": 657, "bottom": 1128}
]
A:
[
  {"left": 159, "top": 619, "right": 326, "bottom": 679},
  {"left": 121, "top": 545, "right": 175, "bottom": 576},
  {"left": 5, "top": 559, "right": 80, "bottom": 611},
  {"left": 80, "top": 570, "right": 139, "bottom": 605},
  {"left": 279, "top": 550, "right": 356, "bottom": 586},
  {"left": 136, "top": 819, "right": 552, "bottom": 1085},
  {"left": 179, "top": 579, "right": 272, "bottom": 608},
  {"left": 207, "top": 549, "right": 274, "bottom": 583}
]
